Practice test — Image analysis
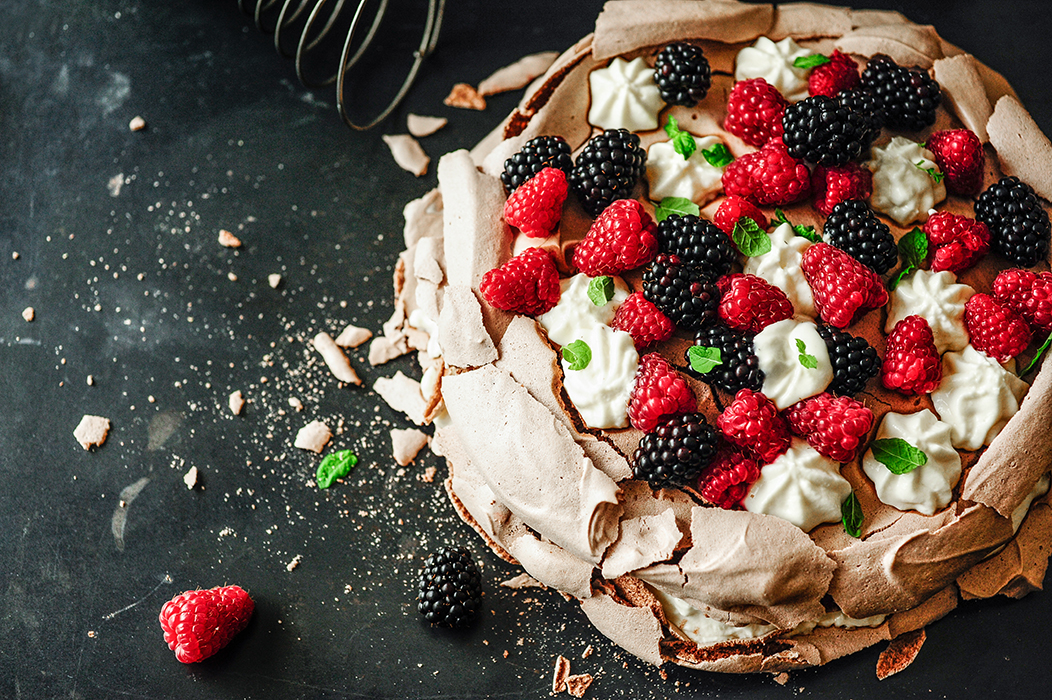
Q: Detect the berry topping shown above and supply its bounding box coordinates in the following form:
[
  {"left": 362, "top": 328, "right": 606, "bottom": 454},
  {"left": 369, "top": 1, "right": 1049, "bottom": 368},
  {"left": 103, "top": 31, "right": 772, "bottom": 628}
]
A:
[
  {"left": 568, "top": 128, "right": 647, "bottom": 217},
  {"left": 817, "top": 324, "right": 881, "bottom": 397},
  {"left": 975, "top": 176, "right": 1052, "bottom": 268},
  {"left": 503, "top": 167, "right": 568, "bottom": 238},
  {"left": 688, "top": 325, "right": 765, "bottom": 394},
  {"left": 628, "top": 353, "right": 697, "bottom": 432},
  {"left": 611, "top": 291, "right": 675, "bottom": 350},
  {"left": 822, "top": 199, "right": 897, "bottom": 274},
  {"left": 417, "top": 547, "right": 483, "bottom": 628},
  {"left": 632, "top": 412, "right": 719, "bottom": 488},
  {"left": 837, "top": 88, "right": 885, "bottom": 148},
  {"left": 723, "top": 77, "right": 787, "bottom": 147},
  {"left": 654, "top": 42, "right": 712, "bottom": 106},
  {"left": 717, "top": 388, "right": 791, "bottom": 464},
  {"left": 993, "top": 268, "right": 1052, "bottom": 333},
  {"left": 480, "top": 246, "right": 561, "bottom": 316},
  {"left": 925, "top": 128, "right": 984, "bottom": 197},
  {"left": 881, "top": 315, "right": 942, "bottom": 395},
  {"left": 786, "top": 392, "right": 875, "bottom": 463},
  {"left": 656, "top": 214, "right": 737, "bottom": 278},
  {"left": 811, "top": 162, "right": 873, "bottom": 217},
  {"left": 781, "top": 94, "right": 872, "bottom": 166},
  {"left": 713, "top": 195, "right": 768, "bottom": 236},
  {"left": 716, "top": 273, "right": 794, "bottom": 334},
  {"left": 573, "top": 199, "right": 658, "bottom": 276},
  {"left": 964, "top": 293, "right": 1033, "bottom": 363},
  {"left": 696, "top": 447, "right": 761, "bottom": 509},
  {"left": 923, "top": 211, "right": 991, "bottom": 273},
  {"left": 721, "top": 138, "right": 811, "bottom": 207},
  {"left": 807, "top": 50, "right": 860, "bottom": 98},
  {"left": 500, "top": 135, "right": 574, "bottom": 193},
  {"left": 641, "top": 254, "right": 721, "bottom": 330},
  {"left": 859, "top": 54, "right": 941, "bottom": 131},
  {"left": 159, "top": 585, "right": 254, "bottom": 663},
  {"left": 801, "top": 242, "right": 889, "bottom": 328}
]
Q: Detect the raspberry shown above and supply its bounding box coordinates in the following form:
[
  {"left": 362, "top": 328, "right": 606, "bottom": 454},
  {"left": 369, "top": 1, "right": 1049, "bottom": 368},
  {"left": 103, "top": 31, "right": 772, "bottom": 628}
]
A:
[
  {"left": 817, "top": 324, "right": 881, "bottom": 397},
  {"left": 975, "top": 176, "right": 1052, "bottom": 268},
  {"left": 656, "top": 214, "right": 737, "bottom": 278},
  {"left": 628, "top": 353, "right": 697, "bottom": 432},
  {"left": 654, "top": 42, "right": 712, "bottom": 106},
  {"left": 781, "top": 94, "right": 872, "bottom": 166},
  {"left": 713, "top": 195, "right": 768, "bottom": 236},
  {"left": 641, "top": 254, "right": 721, "bottom": 330},
  {"left": 417, "top": 547, "right": 483, "bottom": 628},
  {"left": 632, "top": 412, "right": 719, "bottom": 488},
  {"left": 859, "top": 54, "right": 941, "bottom": 131},
  {"left": 572, "top": 199, "right": 658, "bottom": 276},
  {"left": 480, "top": 247, "right": 561, "bottom": 316},
  {"left": 724, "top": 78, "right": 787, "bottom": 147},
  {"left": 503, "top": 167, "right": 568, "bottom": 238},
  {"left": 569, "top": 129, "right": 647, "bottom": 217},
  {"left": 925, "top": 129, "right": 984, "bottom": 197},
  {"left": 688, "top": 325, "right": 764, "bottom": 394},
  {"left": 923, "top": 211, "right": 991, "bottom": 273},
  {"left": 881, "top": 315, "right": 942, "bottom": 395},
  {"left": 716, "top": 273, "right": 794, "bottom": 334},
  {"left": 786, "top": 393, "right": 874, "bottom": 463},
  {"left": 159, "top": 585, "right": 254, "bottom": 663},
  {"left": 717, "top": 388, "right": 791, "bottom": 464},
  {"left": 964, "top": 293, "right": 1032, "bottom": 363},
  {"left": 501, "top": 135, "right": 573, "bottom": 193},
  {"left": 610, "top": 291, "right": 675, "bottom": 350},
  {"left": 808, "top": 51, "right": 860, "bottom": 98},
  {"left": 811, "top": 163, "right": 873, "bottom": 217},
  {"left": 822, "top": 199, "right": 897, "bottom": 274},
  {"left": 993, "top": 268, "right": 1052, "bottom": 333},
  {"left": 722, "top": 138, "right": 811, "bottom": 207},
  {"left": 696, "top": 447, "right": 761, "bottom": 509},
  {"left": 801, "top": 243, "right": 889, "bottom": 329}
]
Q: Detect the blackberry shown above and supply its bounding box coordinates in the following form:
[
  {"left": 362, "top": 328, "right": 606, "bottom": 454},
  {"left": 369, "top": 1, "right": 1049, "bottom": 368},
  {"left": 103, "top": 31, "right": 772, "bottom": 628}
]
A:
[
  {"left": 654, "top": 43, "right": 712, "bottom": 106},
  {"left": 822, "top": 199, "right": 897, "bottom": 274},
  {"left": 975, "top": 176, "right": 1052, "bottom": 268},
  {"left": 417, "top": 547, "right": 482, "bottom": 628},
  {"left": 817, "top": 324, "right": 881, "bottom": 397},
  {"left": 859, "top": 54, "right": 940, "bottom": 131},
  {"left": 656, "top": 214, "right": 736, "bottom": 278},
  {"left": 632, "top": 413, "right": 718, "bottom": 488},
  {"left": 641, "top": 255, "right": 720, "bottom": 330},
  {"left": 500, "top": 135, "right": 573, "bottom": 193},
  {"left": 688, "top": 325, "right": 764, "bottom": 394},
  {"left": 568, "top": 128, "right": 647, "bottom": 217},
  {"left": 781, "top": 95, "right": 871, "bottom": 166},
  {"left": 837, "top": 88, "right": 885, "bottom": 147}
]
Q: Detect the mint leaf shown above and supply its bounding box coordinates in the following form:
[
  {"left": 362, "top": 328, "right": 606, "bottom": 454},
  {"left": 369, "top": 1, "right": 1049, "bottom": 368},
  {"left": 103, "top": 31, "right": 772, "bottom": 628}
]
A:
[
  {"left": 664, "top": 115, "right": 697, "bottom": 160},
  {"left": 317, "top": 449, "right": 358, "bottom": 489},
  {"left": 915, "top": 161, "right": 945, "bottom": 184},
  {"left": 654, "top": 196, "right": 700, "bottom": 223},
  {"left": 732, "top": 217, "right": 772, "bottom": 257},
  {"left": 587, "top": 276, "right": 615, "bottom": 306},
  {"left": 1021, "top": 331, "right": 1052, "bottom": 376},
  {"left": 701, "top": 142, "right": 734, "bottom": 168},
  {"left": 794, "top": 54, "right": 832, "bottom": 69},
  {"left": 842, "top": 492, "right": 863, "bottom": 538},
  {"left": 773, "top": 208, "right": 820, "bottom": 243},
  {"left": 687, "top": 345, "right": 723, "bottom": 375},
  {"left": 562, "top": 340, "right": 592, "bottom": 371},
  {"left": 796, "top": 338, "right": 818, "bottom": 369},
  {"left": 871, "top": 438, "right": 928, "bottom": 475},
  {"left": 890, "top": 227, "right": 929, "bottom": 291}
]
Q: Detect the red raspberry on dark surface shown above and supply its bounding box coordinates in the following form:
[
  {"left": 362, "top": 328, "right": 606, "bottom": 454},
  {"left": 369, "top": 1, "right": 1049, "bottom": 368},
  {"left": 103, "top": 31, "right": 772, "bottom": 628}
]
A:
[
  {"left": 159, "top": 585, "right": 254, "bottom": 664},
  {"left": 502, "top": 167, "right": 568, "bottom": 238},
  {"left": 926, "top": 128, "right": 984, "bottom": 197},
  {"left": 696, "top": 446, "right": 761, "bottom": 509},
  {"left": 611, "top": 291, "right": 675, "bottom": 350},
  {"left": 923, "top": 211, "right": 991, "bottom": 273},
  {"left": 801, "top": 243, "right": 889, "bottom": 329},
  {"left": 713, "top": 195, "right": 768, "bottom": 236},
  {"left": 965, "top": 293, "right": 1033, "bottom": 363},
  {"left": 628, "top": 353, "right": 697, "bottom": 432},
  {"left": 994, "top": 268, "right": 1052, "bottom": 333},
  {"left": 480, "top": 246, "right": 561, "bottom": 316},
  {"left": 881, "top": 315, "right": 942, "bottom": 395},
  {"left": 717, "top": 388, "right": 791, "bottom": 464},
  {"left": 811, "top": 162, "right": 873, "bottom": 217},
  {"left": 723, "top": 77, "right": 787, "bottom": 147},
  {"left": 572, "top": 199, "right": 658, "bottom": 276},
  {"left": 808, "top": 50, "right": 860, "bottom": 98},
  {"left": 722, "top": 138, "right": 811, "bottom": 207},
  {"left": 717, "top": 273, "right": 794, "bottom": 334},
  {"left": 785, "top": 392, "right": 874, "bottom": 463}
]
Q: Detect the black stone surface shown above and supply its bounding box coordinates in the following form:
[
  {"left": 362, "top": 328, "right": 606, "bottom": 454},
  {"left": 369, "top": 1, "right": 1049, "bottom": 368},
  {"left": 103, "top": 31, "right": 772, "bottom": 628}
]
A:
[{"left": 1, "top": 1, "right": 1050, "bottom": 698}]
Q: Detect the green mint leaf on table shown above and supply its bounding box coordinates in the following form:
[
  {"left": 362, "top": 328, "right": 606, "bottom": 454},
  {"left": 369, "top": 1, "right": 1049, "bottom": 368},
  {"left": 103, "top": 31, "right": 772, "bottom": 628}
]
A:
[
  {"left": 701, "top": 142, "right": 734, "bottom": 168},
  {"left": 587, "top": 276, "right": 615, "bottom": 306},
  {"left": 871, "top": 438, "right": 928, "bottom": 475},
  {"left": 793, "top": 54, "right": 832, "bottom": 69},
  {"left": 842, "top": 492, "right": 863, "bottom": 538},
  {"left": 687, "top": 346, "right": 723, "bottom": 374},
  {"left": 562, "top": 340, "right": 592, "bottom": 371},
  {"left": 1021, "top": 331, "right": 1052, "bottom": 376},
  {"left": 796, "top": 338, "right": 818, "bottom": 369},
  {"left": 732, "top": 217, "right": 772, "bottom": 257},
  {"left": 915, "top": 161, "right": 945, "bottom": 184},
  {"left": 654, "top": 197, "right": 700, "bottom": 223},
  {"left": 773, "top": 208, "right": 820, "bottom": 242},
  {"left": 664, "top": 115, "right": 697, "bottom": 160},
  {"left": 317, "top": 449, "right": 358, "bottom": 489},
  {"left": 889, "top": 227, "right": 929, "bottom": 291}
]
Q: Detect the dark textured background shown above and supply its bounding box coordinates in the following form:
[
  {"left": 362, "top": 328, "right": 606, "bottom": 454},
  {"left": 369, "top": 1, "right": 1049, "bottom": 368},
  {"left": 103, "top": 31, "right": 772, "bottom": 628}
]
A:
[{"left": 1, "top": 1, "right": 1050, "bottom": 698}]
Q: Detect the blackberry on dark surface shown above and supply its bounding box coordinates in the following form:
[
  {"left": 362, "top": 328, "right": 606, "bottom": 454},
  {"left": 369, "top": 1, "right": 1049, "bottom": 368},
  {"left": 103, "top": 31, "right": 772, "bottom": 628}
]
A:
[
  {"left": 500, "top": 135, "right": 573, "bottom": 193},
  {"left": 656, "top": 214, "right": 737, "bottom": 278},
  {"left": 632, "top": 412, "right": 718, "bottom": 488},
  {"left": 417, "top": 547, "right": 482, "bottom": 628},
  {"left": 975, "top": 176, "right": 1052, "bottom": 268},
  {"left": 837, "top": 88, "right": 885, "bottom": 145},
  {"left": 817, "top": 324, "right": 881, "bottom": 397},
  {"left": 568, "top": 128, "right": 647, "bottom": 217},
  {"left": 859, "top": 54, "right": 940, "bottom": 131},
  {"left": 822, "top": 199, "right": 898, "bottom": 274},
  {"left": 781, "top": 95, "right": 871, "bottom": 166},
  {"left": 654, "top": 42, "right": 712, "bottom": 106},
  {"left": 641, "top": 255, "right": 721, "bottom": 330},
  {"left": 688, "top": 325, "right": 764, "bottom": 394}
]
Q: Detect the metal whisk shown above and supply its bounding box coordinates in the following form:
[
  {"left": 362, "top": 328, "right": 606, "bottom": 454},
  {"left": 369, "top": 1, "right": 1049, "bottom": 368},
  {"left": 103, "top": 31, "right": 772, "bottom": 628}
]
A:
[{"left": 237, "top": 0, "right": 446, "bottom": 130}]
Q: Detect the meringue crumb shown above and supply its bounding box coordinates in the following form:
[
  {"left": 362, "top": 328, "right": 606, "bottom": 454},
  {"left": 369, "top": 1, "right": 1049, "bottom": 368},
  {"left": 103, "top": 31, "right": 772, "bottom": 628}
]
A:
[
  {"left": 227, "top": 271, "right": 238, "bottom": 282},
  {"left": 288, "top": 397, "right": 304, "bottom": 411},
  {"left": 73, "top": 415, "right": 110, "bottom": 450},
  {"left": 22, "top": 307, "right": 34, "bottom": 322},
  {"left": 444, "top": 83, "right": 486, "bottom": 110},
  {"left": 183, "top": 466, "right": 198, "bottom": 490},
  {"left": 11, "top": 251, "right": 19, "bottom": 260},
  {"left": 129, "top": 115, "right": 146, "bottom": 131},
  {"left": 581, "top": 645, "right": 593, "bottom": 659},
  {"left": 218, "top": 229, "right": 242, "bottom": 248},
  {"left": 286, "top": 554, "right": 303, "bottom": 572},
  {"left": 86, "top": 375, "right": 94, "bottom": 386},
  {"left": 87, "top": 630, "right": 97, "bottom": 638},
  {"left": 565, "top": 674, "right": 593, "bottom": 698},
  {"left": 421, "top": 466, "right": 437, "bottom": 483},
  {"left": 229, "top": 390, "right": 245, "bottom": 415},
  {"left": 268, "top": 273, "right": 282, "bottom": 288}
]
